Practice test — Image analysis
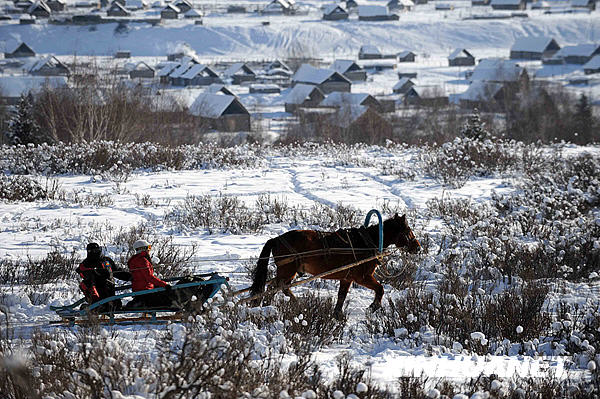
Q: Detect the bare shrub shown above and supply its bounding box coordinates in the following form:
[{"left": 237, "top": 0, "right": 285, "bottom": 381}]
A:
[
  {"left": 273, "top": 292, "right": 347, "bottom": 352},
  {"left": 363, "top": 273, "right": 549, "bottom": 354},
  {"left": 110, "top": 223, "right": 196, "bottom": 277},
  {"left": 0, "top": 249, "right": 77, "bottom": 285}
]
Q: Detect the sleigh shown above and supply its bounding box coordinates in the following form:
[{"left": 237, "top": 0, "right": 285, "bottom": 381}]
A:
[{"left": 51, "top": 273, "right": 229, "bottom": 326}]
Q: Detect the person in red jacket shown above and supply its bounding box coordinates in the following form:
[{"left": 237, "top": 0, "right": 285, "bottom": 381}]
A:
[{"left": 125, "top": 239, "right": 173, "bottom": 309}]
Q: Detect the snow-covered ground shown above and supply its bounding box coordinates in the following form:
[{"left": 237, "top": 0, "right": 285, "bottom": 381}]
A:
[{"left": 1, "top": 143, "right": 600, "bottom": 397}]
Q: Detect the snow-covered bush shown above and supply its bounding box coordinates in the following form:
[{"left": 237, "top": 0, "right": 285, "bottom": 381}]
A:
[
  {"left": 0, "top": 175, "right": 57, "bottom": 202},
  {"left": 0, "top": 141, "right": 261, "bottom": 176},
  {"left": 0, "top": 249, "right": 78, "bottom": 285},
  {"left": 421, "top": 137, "right": 545, "bottom": 188}
]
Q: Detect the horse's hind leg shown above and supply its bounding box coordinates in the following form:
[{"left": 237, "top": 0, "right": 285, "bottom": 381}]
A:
[
  {"left": 273, "top": 263, "right": 298, "bottom": 302},
  {"left": 355, "top": 275, "right": 384, "bottom": 312},
  {"left": 333, "top": 280, "right": 351, "bottom": 320}
]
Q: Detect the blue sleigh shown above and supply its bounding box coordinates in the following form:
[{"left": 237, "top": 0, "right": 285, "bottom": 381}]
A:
[{"left": 51, "top": 272, "right": 229, "bottom": 325}]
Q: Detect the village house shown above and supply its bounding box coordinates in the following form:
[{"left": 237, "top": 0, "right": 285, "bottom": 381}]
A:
[
  {"left": 322, "top": 4, "right": 349, "bottom": 20},
  {"left": 344, "top": 0, "right": 358, "bottom": 9},
  {"left": 330, "top": 60, "right": 367, "bottom": 81},
  {"left": 160, "top": 3, "right": 179, "bottom": 19},
  {"left": 46, "top": 0, "right": 65, "bottom": 11},
  {"left": 490, "top": 0, "right": 526, "bottom": 9},
  {"left": 223, "top": 62, "right": 257, "bottom": 84},
  {"left": 583, "top": 55, "right": 600, "bottom": 74},
  {"left": 468, "top": 59, "right": 528, "bottom": 87},
  {"left": 0, "top": 75, "right": 67, "bottom": 106},
  {"left": 124, "top": 0, "right": 148, "bottom": 10},
  {"left": 157, "top": 61, "right": 181, "bottom": 84},
  {"left": 320, "top": 92, "right": 383, "bottom": 113},
  {"left": 571, "top": 0, "right": 596, "bottom": 9},
  {"left": 326, "top": 105, "right": 392, "bottom": 144},
  {"left": 448, "top": 48, "right": 475, "bottom": 66},
  {"left": 128, "top": 61, "right": 155, "bottom": 79},
  {"left": 458, "top": 80, "right": 505, "bottom": 110},
  {"left": 358, "top": 5, "right": 399, "bottom": 21},
  {"left": 510, "top": 36, "right": 560, "bottom": 60},
  {"left": 4, "top": 42, "right": 36, "bottom": 58},
  {"left": 184, "top": 8, "right": 203, "bottom": 19},
  {"left": 292, "top": 64, "right": 351, "bottom": 93},
  {"left": 471, "top": 0, "right": 490, "bottom": 6},
  {"left": 397, "top": 50, "right": 416, "bottom": 62},
  {"left": 387, "top": 0, "right": 414, "bottom": 11},
  {"left": 115, "top": 50, "right": 131, "bottom": 59},
  {"left": 206, "top": 83, "right": 236, "bottom": 96},
  {"left": 249, "top": 84, "right": 280, "bottom": 94},
  {"left": 552, "top": 44, "right": 600, "bottom": 64},
  {"left": 284, "top": 83, "right": 325, "bottom": 113},
  {"left": 189, "top": 93, "right": 251, "bottom": 132},
  {"left": 20, "top": 15, "right": 37, "bottom": 24},
  {"left": 28, "top": 1, "right": 51, "bottom": 17},
  {"left": 403, "top": 85, "right": 448, "bottom": 107},
  {"left": 358, "top": 45, "right": 382, "bottom": 60},
  {"left": 392, "top": 77, "right": 415, "bottom": 94},
  {"left": 262, "top": 0, "right": 293, "bottom": 14},
  {"left": 107, "top": 2, "right": 130, "bottom": 16},
  {"left": 180, "top": 64, "right": 221, "bottom": 86},
  {"left": 27, "top": 55, "right": 71, "bottom": 76},
  {"left": 174, "top": 0, "right": 192, "bottom": 12}
]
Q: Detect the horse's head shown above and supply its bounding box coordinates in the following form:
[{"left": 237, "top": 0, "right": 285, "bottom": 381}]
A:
[{"left": 386, "top": 213, "right": 421, "bottom": 254}]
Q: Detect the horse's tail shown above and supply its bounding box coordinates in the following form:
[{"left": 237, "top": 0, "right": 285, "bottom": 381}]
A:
[{"left": 250, "top": 238, "right": 276, "bottom": 296}]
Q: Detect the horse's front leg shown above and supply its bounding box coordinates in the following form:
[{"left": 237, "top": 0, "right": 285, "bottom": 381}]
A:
[{"left": 333, "top": 280, "right": 351, "bottom": 320}]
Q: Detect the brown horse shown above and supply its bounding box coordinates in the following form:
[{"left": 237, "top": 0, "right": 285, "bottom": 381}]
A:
[{"left": 249, "top": 213, "right": 421, "bottom": 318}]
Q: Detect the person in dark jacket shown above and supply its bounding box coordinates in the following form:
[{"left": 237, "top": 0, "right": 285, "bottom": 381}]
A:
[
  {"left": 76, "top": 242, "right": 131, "bottom": 310},
  {"left": 125, "top": 239, "right": 173, "bottom": 309}
]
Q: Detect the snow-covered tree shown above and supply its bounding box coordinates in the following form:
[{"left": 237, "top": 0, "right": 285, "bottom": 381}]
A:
[
  {"left": 7, "top": 92, "right": 47, "bottom": 145},
  {"left": 460, "top": 109, "right": 490, "bottom": 141}
]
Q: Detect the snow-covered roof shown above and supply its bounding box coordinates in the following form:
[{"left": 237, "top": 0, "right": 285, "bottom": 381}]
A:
[
  {"left": 125, "top": 0, "right": 148, "bottom": 9},
  {"left": 320, "top": 92, "right": 372, "bottom": 107},
  {"left": 286, "top": 83, "right": 321, "bottom": 104},
  {"left": 323, "top": 3, "right": 346, "bottom": 14},
  {"left": 397, "top": 50, "right": 415, "bottom": 57},
  {"left": 108, "top": 2, "right": 129, "bottom": 12},
  {"left": 459, "top": 81, "right": 503, "bottom": 101},
  {"left": 157, "top": 62, "right": 180, "bottom": 77},
  {"left": 292, "top": 64, "right": 349, "bottom": 84},
  {"left": 358, "top": 5, "right": 389, "bottom": 16},
  {"left": 26, "top": 55, "right": 66, "bottom": 72},
  {"left": 267, "top": 60, "right": 291, "bottom": 71},
  {"left": 491, "top": 0, "right": 522, "bottom": 4},
  {"left": 180, "top": 63, "right": 210, "bottom": 79},
  {"left": 184, "top": 8, "right": 202, "bottom": 17},
  {"left": 0, "top": 75, "right": 67, "bottom": 98},
  {"left": 189, "top": 93, "right": 241, "bottom": 118},
  {"left": 224, "top": 62, "right": 255, "bottom": 77},
  {"left": 359, "top": 45, "right": 381, "bottom": 55},
  {"left": 470, "top": 58, "right": 524, "bottom": 82},
  {"left": 571, "top": 0, "right": 593, "bottom": 5},
  {"left": 206, "top": 83, "right": 235, "bottom": 96},
  {"left": 329, "top": 105, "right": 370, "bottom": 127},
  {"left": 449, "top": 48, "right": 474, "bottom": 60},
  {"left": 511, "top": 36, "right": 557, "bottom": 52},
  {"left": 392, "top": 77, "right": 414, "bottom": 90},
  {"left": 331, "top": 59, "right": 361, "bottom": 73},
  {"left": 162, "top": 3, "right": 179, "bottom": 12},
  {"left": 129, "top": 61, "right": 154, "bottom": 71},
  {"left": 584, "top": 55, "right": 600, "bottom": 69},
  {"left": 264, "top": 0, "right": 291, "bottom": 10},
  {"left": 554, "top": 44, "right": 600, "bottom": 58},
  {"left": 27, "top": 0, "right": 51, "bottom": 13}
]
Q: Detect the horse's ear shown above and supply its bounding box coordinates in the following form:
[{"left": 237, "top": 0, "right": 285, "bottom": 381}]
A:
[
  {"left": 401, "top": 214, "right": 406, "bottom": 220},
  {"left": 394, "top": 213, "right": 399, "bottom": 219}
]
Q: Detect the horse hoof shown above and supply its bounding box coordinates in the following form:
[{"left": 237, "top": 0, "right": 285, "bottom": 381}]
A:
[
  {"left": 368, "top": 303, "right": 382, "bottom": 313},
  {"left": 333, "top": 309, "right": 344, "bottom": 321}
]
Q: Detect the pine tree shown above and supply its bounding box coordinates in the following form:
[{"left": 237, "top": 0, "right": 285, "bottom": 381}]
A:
[
  {"left": 460, "top": 109, "right": 489, "bottom": 141},
  {"left": 8, "top": 92, "right": 45, "bottom": 145},
  {"left": 572, "top": 94, "right": 593, "bottom": 143}
]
